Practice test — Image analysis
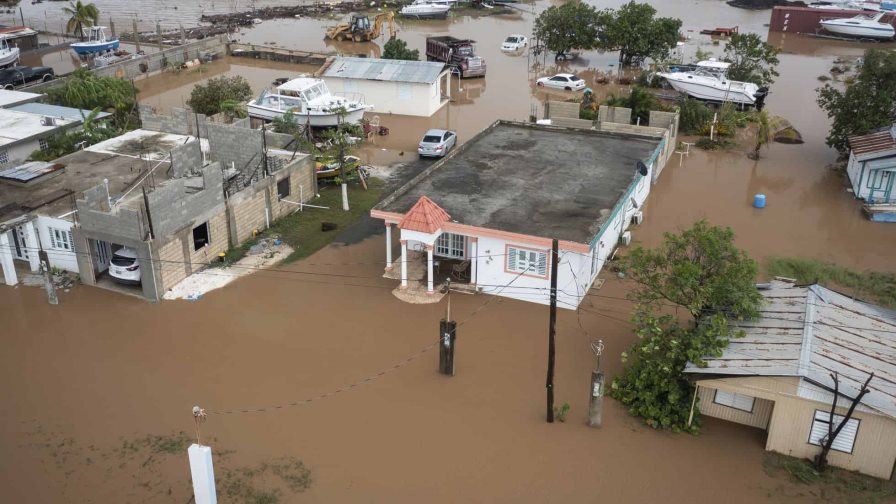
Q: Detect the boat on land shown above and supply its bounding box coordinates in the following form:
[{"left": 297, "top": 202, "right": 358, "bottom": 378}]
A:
[
  {"left": 71, "top": 26, "right": 120, "bottom": 55},
  {"left": 400, "top": 1, "right": 451, "bottom": 19},
  {"left": 0, "top": 36, "right": 19, "bottom": 67},
  {"left": 656, "top": 59, "right": 769, "bottom": 109},
  {"left": 819, "top": 12, "right": 895, "bottom": 39},
  {"left": 247, "top": 76, "right": 371, "bottom": 126}
]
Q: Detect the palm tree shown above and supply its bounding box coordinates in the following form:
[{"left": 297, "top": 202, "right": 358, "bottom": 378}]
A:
[
  {"left": 63, "top": 1, "right": 100, "bottom": 41},
  {"left": 749, "top": 109, "right": 773, "bottom": 160}
]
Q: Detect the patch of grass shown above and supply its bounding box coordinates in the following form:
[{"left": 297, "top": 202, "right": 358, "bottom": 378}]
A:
[
  {"left": 766, "top": 256, "right": 896, "bottom": 308},
  {"left": 695, "top": 137, "right": 736, "bottom": 151},
  {"left": 764, "top": 453, "right": 896, "bottom": 503},
  {"left": 271, "top": 178, "right": 384, "bottom": 263},
  {"left": 214, "top": 178, "right": 384, "bottom": 265}
]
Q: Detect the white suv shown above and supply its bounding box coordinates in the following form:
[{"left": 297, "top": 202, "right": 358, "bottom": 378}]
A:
[{"left": 109, "top": 247, "right": 141, "bottom": 284}]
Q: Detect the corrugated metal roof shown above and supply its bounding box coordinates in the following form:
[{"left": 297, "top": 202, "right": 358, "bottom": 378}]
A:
[
  {"left": 685, "top": 282, "right": 896, "bottom": 419},
  {"left": 9, "top": 103, "right": 112, "bottom": 122},
  {"left": 0, "top": 161, "right": 64, "bottom": 182},
  {"left": 848, "top": 126, "right": 896, "bottom": 158},
  {"left": 321, "top": 57, "right": 446, "bottom": 84}
]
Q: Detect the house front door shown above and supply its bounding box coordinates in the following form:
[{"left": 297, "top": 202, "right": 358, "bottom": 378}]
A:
[
  {"left": 11, "top": 226, "right": 28, "bottom": 261},
  {"left": 867, "top": 170, "right": 894, "bottom": 203}
]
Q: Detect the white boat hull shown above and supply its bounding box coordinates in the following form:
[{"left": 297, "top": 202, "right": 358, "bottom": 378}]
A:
[
  {"left": 0, "top": 47, "right": 19, "bottom": 67},
  {"left": 247, "top": 103, "right": 368, "bottom": 126},
  {"left": 820, "top": 21, "right": 895, "bottom": 38},
  {"left": 658, "top": 74, "right": 764, "bottom": 105}
]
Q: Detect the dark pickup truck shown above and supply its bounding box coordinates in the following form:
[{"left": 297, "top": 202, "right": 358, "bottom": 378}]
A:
[{"left": 0, "top": 65, "right": 55, "bottom": 90}]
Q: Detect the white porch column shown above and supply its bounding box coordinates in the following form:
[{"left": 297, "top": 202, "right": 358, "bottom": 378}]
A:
[
  {"left": 384, "top": 223, "right": 393, "bottom": 271},
  {"left": 22, "top": 221, "right": 40, "bottom": 272},
  {"left": 0, "top": 231, "right": 18, "bottom": 286},
  {"left": 469, "top": 237, "right": 478, "bottom": 286},
  {"left": 399, "top": 239, "right": 408, "bottom": 289},
  {"left": 426, "top": 244, "right": 434, "bottom": 294}
]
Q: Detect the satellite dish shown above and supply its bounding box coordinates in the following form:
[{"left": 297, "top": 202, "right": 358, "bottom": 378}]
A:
[{"left": 636, "top": 161, "right": 649, "bottom": 177}]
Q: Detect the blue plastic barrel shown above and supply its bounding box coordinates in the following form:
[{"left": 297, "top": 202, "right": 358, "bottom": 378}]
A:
[{"left": 753, "top": 194, "right": 766, "bottom": 209}]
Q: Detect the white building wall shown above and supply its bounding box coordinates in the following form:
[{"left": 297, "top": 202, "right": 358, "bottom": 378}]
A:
[
  {"left": 846, "top": 152, "right": 863, "bottom": 196},
  {"left": 323, "top": 77, "right": 442, "bottom": 117},
  {"left": 34, "top": 216, "right": 80, "bottom": 273},
  {"left": 1, "top": 139, "right": 42, "bottom": 167}
]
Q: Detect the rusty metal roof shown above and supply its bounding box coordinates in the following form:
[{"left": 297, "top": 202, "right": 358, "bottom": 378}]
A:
[
  {"left": 321, "top": 57, "right": 446, "bottom": 84},
  {"left": 685, "top": 282, "right": 896, "bottom": 419},
  {"left": 847, "top": 126, "right": 896, "bottom": 158}
]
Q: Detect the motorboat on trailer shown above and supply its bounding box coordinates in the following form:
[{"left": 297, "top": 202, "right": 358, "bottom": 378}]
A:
[
  {"left": 71, "top": 26, "right": 120, "bottom": 55},
  {"left": 0, "top": 36, "right": 19, "bottom": 67},
  {"left": 400, "top": 1, "right": 451, "bottom": 19},
  {"left": 819, "top": 11, "right": 895, "bottom": 39},
  {"left": 656, "top": 59, "right": 769, "bottom": 109},
  {"left": 247, "top": 76, "right": 371, "bottom": 126}
]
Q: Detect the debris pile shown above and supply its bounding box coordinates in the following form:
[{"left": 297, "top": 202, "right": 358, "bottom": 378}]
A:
[{"left": 200, "top": 2, "right": 396, "bottom": 27}]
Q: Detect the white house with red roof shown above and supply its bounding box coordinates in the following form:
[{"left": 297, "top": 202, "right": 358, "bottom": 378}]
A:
[{"left": 370, "top": 121, "right": 675, "bottom": 308}]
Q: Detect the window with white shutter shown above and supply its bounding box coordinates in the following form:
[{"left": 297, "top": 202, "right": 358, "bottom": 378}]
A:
[
  {"left": 713, "top": 390, "right": 755, "bottom": 412},
  {"left": 49, "top": 227, "right": 73, "bottom": 251},
  {"left": 808, "top": 410, "right": 860, "bottom": 454},
  {"left": 506, "top": 246, "right": 548, "bottom": 277}
]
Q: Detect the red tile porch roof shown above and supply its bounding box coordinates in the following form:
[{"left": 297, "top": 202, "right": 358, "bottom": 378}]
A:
[{"left": 398, "top": 196, "right": 450, "bottom": 234}]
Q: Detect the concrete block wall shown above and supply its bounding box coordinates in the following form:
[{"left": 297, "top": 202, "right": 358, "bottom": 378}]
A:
[
  {"left": 228, "top": 185, "right": 269, "bottom": 244},
  {"left": 146, "top": 163, "right": 225, "bottom": 239},
  {"left": 76, "top": 186, "right": 146, "bottom": 242},
  {"left": 208, "top": 123, "right": 264, "bottom": 172},
  {"left": 598, "top": 106, "right": 632, "bottom": 126},
  {"left": 268, "top": 156, "right": 314, "bottom": 220},
  {"left": 156, "top": 211, "right": 229, "bottom": 291},
  {"left": 171, "top": 141, "right": 204, "bottom": 178},
  {"left": 552, "top": 117, "right": 595, "bottom": 129},
  {"left": 649, "top": 110, "right": 676, "bottom": 130},
  {"left": 547, "top": 101, "right": 581, "bottom": 120},
  {"left": 265, "top": 130, "right": 297, "bottom": 150}
]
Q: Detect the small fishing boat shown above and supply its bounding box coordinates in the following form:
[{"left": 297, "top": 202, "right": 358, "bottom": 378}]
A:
[
  {"left": 71, "top": 26, "right": 120, "bottom": 55},
  {"left": 315, "top": 155, "right": 364, "bottom": 180},
  {"left": 247, "top": 76, "right": 371, "bottom": 126},
  {"left": 0, "top": 36, "right": 20, "bottom": 68},
  {"left": 657, "top": 59, "right": 769, "bottom": 109},
  {"left": 820, "top": 12, "right": 895, "bottom": 39},
  {"left": 400, "top": 1, "right": 451, "bottom": 19}
]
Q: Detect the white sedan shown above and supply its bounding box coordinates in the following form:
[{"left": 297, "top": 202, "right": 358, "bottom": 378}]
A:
[
  {"left": 536, "top": 73, "right": 587, "bottom": 91},
  {"left": 501, "top": 34, "right": 528, "bottom": 52}
]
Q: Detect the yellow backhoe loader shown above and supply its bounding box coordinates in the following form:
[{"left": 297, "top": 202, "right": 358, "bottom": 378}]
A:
[{"left": 324, "top": 11, "right": 396, "bottom": 42}]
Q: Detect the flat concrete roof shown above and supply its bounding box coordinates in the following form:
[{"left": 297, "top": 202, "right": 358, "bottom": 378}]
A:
[
  {"left": 0, "top": 108, "right": 78, "bottom": 148},
  {"left": 0, "top": 89, "right": 44, "bottom": 108},
  {"left": 0, "top": 131, "right": 192, "bottom": 223},
  {"left": 381, "top": 122, "right": 659, "bottom": 244}
]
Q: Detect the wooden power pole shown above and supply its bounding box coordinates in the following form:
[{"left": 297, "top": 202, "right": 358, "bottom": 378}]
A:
[{"left": 546, "top": 239, "right": 559, "bottom": 423}]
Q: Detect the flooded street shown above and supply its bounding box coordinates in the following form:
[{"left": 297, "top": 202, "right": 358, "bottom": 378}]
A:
[{"left": 2, "top": 0, "right": 896, "bottom": 502}]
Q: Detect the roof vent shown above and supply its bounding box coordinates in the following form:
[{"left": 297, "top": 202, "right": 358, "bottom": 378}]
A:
[{"left": 40, "top": 116, "right": 56, "bottom": 127}]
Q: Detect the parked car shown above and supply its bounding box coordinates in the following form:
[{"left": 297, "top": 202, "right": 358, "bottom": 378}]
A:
[
  {"left": 0, "top": 65, "right": 55, "bottom": 90},
  {"left": 536, "top": 73, "right": 586, "bottom": 91},
  {"left": 501, "top": 34, "right": 528, "bottom": 52},
  {"left": 418, "top": 129, "right": 457, "bottom": 158},
  {"left": 109, "top": 247, "right": 141, "bottom": 284}
]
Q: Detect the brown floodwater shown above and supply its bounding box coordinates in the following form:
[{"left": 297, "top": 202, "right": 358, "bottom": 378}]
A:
[{"left": 3, "top": 1, "right": 896, "bottom": 502}]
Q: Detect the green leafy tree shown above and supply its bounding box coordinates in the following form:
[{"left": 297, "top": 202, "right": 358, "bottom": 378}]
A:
[
  {"left": 817, "top": 48, "right": 896, "bottom": 154},
  {"left": 382, "top": 38, "right": 419, "bottom": 61},
  {"left": 533, "top": 1, "right": 602, "bottom": 59},
  {"left": 722, "top": 32, "right": 781, "bottom": 86},
  {"left": 31, "top": 108, "right": 119, "bottom": 161},
  {"left": 187, "top": 75, "right": 253, "bottom": 117},
  {"left": 63, "top": 0, "right": 100, "bottom": 40},
  {"left": 47, "top": 68, "right": 137, "bottom": 128},
  {"left": 220, "top": 99, "right": 247, "bottom": 121},
  {"left": 599, "top": 1, "right": 682, "bottom": 66},
  {"left": 610, "top": 221, "right": 762, "bottom": 432},
  {"left": 604, "top": 86, "right": 659, "bottom": 125},
  {"left": 318, "top": 107, "right": 364, "bottom": 211}
]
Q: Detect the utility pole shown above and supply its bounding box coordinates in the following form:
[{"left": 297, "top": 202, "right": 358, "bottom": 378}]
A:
[
  {"left": 38, "top": 249, "right": 58, "bottom": 305},
  {"left": 588, "top": 340, "right": 605, "bottom": 427},
  {"left": 439, "top": 279, "right": 456, "bottom": 376},
  {"left": 546, "top": 239, "right": 558, "bottom": 423}
]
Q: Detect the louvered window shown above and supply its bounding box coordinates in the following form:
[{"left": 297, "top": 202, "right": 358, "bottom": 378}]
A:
[
  {"left": 713, "top": 390, "right": 755, "bottom": 412},
  {"left": 507, "top": 246, "right": 547, "bottom": 277},
  {"left": 808, "top": 410, "right": 859, "bottom": 454}
]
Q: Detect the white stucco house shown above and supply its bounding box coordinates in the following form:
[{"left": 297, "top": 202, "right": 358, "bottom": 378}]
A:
[
  {"left": 846, "top": 125, "right": 896, "bottom": 222},
  {"left": 370, "top": 119, "right": 677, "bottom": 309},
  {"left": 0, "top": 105, "right": 112, "bottom": 169},
  {"left": 319, "top": 56, "right": 450, "bottom": 117}
]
